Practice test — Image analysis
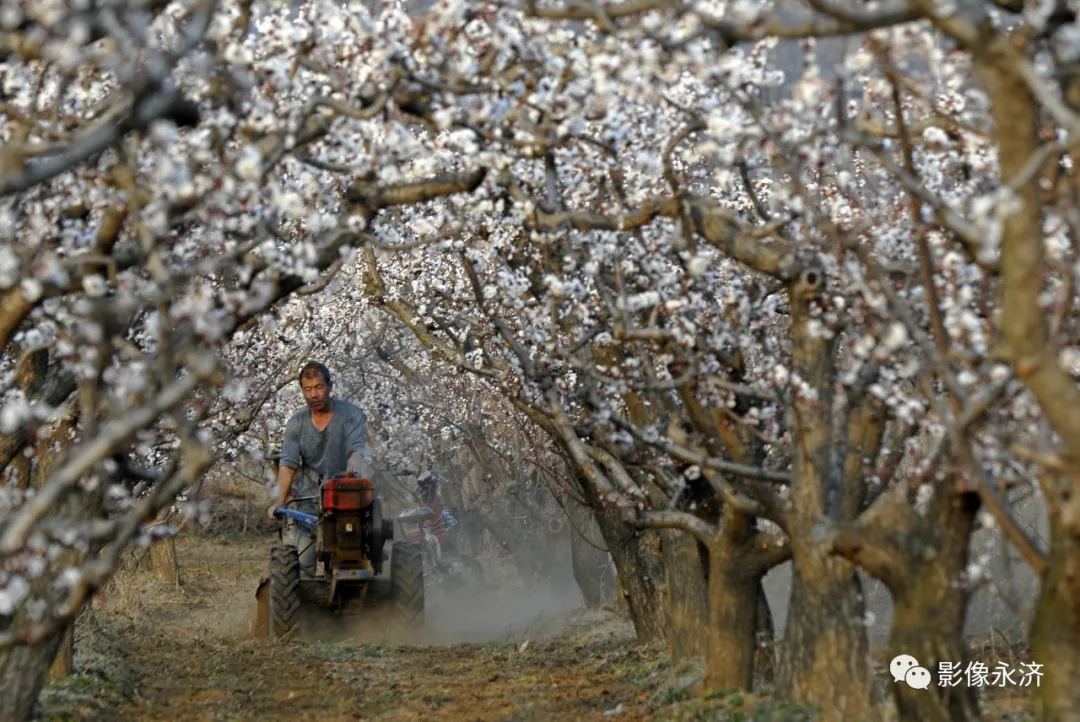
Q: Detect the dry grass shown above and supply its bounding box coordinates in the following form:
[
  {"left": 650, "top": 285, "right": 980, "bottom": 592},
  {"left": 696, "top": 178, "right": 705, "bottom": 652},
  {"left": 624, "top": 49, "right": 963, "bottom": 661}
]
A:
[
  {"left": 94, "top": 532, "right": 267, "bottom": 642},
  {"left": 96, "top": 545, "right": 179, "bottom": 621}
]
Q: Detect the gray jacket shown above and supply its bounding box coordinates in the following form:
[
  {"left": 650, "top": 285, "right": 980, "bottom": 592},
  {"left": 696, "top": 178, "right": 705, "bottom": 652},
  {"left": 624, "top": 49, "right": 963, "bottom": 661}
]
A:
[{"left": 279, "top": 399, "right": 368, "bottom": 509}]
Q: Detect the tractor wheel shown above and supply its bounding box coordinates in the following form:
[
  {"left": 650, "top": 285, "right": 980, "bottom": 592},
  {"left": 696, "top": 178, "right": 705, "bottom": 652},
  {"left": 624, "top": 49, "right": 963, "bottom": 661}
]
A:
[
  {"left": 269, "top": 545, "right": 301, "bottom": 641},
  {"left": 390, "top": 541, "right": 424, "bottom": 628},
  {"left": 370, "top": 498, "right": 385, "bottom": 574}
]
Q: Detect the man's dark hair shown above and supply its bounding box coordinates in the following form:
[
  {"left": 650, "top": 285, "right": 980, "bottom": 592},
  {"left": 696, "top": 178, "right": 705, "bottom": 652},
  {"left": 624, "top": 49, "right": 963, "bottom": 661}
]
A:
[{"left": 299, "top": 360, "right": 332, "bottom": 389}]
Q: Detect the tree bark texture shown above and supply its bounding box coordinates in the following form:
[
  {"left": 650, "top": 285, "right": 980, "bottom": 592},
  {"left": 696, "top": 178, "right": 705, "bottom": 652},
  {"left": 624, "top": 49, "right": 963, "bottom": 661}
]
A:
[
  {"left": 0, "top": 356, "right": 88, "bottom": 719},
  {"left": 567, "top": 497, "right": 614, "bottom": 609},
  {"left": 778, "top": 264, "right": 879, "bottom": 720},
  {"left": 672, "top": 364, "right": 784, "bottom": 689},
  {"left": 1031, "top": 477, "right": 1080, "bottom": 722},
  {"left": 593, "top": 504, "right": 666, "bottom": 643},
  {"left": 660, "top": 529, "right": 708, "bottom": 661},
  {"left": 0, "top": 633, "right": 66, "bottom": 722},
  {"left": 777, "top": 559, "right": 873, "bottom": 722},
  {"left": 888, "top": 491, "right": 981, "bottom": 722},
  {"left": 704, "top": 540, "right": 760, "bottom": 691}
]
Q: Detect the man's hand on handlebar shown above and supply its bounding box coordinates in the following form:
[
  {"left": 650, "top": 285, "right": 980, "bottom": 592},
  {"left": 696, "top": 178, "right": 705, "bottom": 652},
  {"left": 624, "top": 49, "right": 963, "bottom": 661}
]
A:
[{"left": 267, "top": 503, "right": 281, "bottom": 521}]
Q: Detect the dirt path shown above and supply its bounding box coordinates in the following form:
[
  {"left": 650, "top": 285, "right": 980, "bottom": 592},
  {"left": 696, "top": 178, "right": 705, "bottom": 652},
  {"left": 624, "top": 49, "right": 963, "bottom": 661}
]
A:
[
  {"left": 41, "top": 534, "right": 683, "bottom": 722},
  {"left": 107, "top": 626, "right": 664, "bottom": 721},
  {"left": 40, "top": 533, "right": 1037, "bottom": 721}
]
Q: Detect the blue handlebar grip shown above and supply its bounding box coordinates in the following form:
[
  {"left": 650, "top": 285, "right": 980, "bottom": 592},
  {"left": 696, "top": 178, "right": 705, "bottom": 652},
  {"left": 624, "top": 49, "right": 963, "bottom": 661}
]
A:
[{"left": 274, "top": 507, "right": 319, "bottom": 536}]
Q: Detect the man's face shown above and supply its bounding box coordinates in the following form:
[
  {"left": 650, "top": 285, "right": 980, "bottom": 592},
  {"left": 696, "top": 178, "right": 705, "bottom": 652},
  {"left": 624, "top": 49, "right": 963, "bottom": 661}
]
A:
[{"left": 301, "top": 374, "right": 331, "bottom": 412}]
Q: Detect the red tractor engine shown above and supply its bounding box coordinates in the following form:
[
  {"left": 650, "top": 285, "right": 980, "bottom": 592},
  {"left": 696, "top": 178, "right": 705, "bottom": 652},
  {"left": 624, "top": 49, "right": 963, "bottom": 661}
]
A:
[
  {"left": 322, "top": 475, "right": 374, "bottom": 511},
  {"left": 317, "top": 475, "right": 391, "bottom": 576}
]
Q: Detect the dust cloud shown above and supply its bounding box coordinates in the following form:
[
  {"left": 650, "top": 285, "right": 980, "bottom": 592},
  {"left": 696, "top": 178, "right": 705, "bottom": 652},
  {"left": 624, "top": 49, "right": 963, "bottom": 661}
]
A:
[
  {"left": 292, "top": 568, "right": 589, "bottom": 647},
  {"left": 425, "top": 577, "right": 587, "bottom": 644}
]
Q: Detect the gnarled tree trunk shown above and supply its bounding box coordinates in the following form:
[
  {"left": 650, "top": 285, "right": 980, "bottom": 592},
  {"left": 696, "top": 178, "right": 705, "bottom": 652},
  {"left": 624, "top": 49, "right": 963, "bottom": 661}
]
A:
[
  {"left": 567, "top": 497, "right": 614, "bottom": 608},
  {"left": 777, "top": 555, "right": 872, "bottom": 721},
  {"left": 0, "top": 634, "right": 68, "bottom": 722},
  {"left": 0, "top": 410, "right": 80, "bottom": 720},
  {"left": 668, "top": 359, "right": 785, "bottom": 689},
  {"left": 778, "top": 267, "right": 876, "bottom": 721},
  {"left": 696, "top": 507, "right": 785, "bottom": 692},
  {"left": 829, "top": 479, "right": 983, "bottom": 722},
  {"left": 661, "top": 529, "right": 708, "bottom": 661},
  {"left": 969, "top": 28, "right": 1080, "bottom": 722},
  {"left": 704, "top": 538, "right": 760, "bottom": 690},
  {"left": 0, "top": 352, "right": 82, "bottom": 720},
  {"left": 593, "top": 504, "right": 666, "bottom": 642},
  {"left": 888, "top": 490, "right": 981, "bottom": 722},
  {"left": 1032, "top": 476, "right": 1080, "bottom": 722}
]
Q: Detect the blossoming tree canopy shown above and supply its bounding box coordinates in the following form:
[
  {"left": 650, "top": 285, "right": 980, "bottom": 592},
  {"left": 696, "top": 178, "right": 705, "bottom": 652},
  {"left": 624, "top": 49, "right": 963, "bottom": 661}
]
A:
[
  {"left": 1, "top": 0, "right": 1080, "bottom": 719},
  {"left": 276, "top": 0, "right": 1069, "bottom": 713}
]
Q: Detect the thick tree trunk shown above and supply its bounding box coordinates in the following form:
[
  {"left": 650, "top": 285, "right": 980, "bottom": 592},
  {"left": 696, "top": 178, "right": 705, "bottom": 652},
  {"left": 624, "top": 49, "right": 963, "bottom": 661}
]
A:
[
  {"left": 0, "top": 633, "right": 66, "bottom": 722},
  {"left": 1032, "top": 489, "right": 1080, "bottom": 722},
  {"left": 0, "top": 382, "right": 100, "bottom": 720},
  {"left": 780, "top": 262, "right": 874, "bottom": 719},
  {"left": 704, "top": 541, "right": 759, "bottom": 691},
  {"left": 777, "top": 559, "right": 873, "bottom": 721},
  {"left": 0, "top": 401, "right": 81, "bottom": 720},
  {"left": 594, "top": 505, "right": 666, "bottom": 642},
  {"left": 890, "top": 600, "right": 979, "bottom": 721},
  {"left": 972, "top": 30, "right": 1080, "bottom": 722},
  {"left": 889, "top": 491, "right": 980, "bottom": 722},
  {"left": 568, "top": 500, "right": 613, "bottom": 608},
  {"left": 660, "top": 530, "right": 708, "bottom": 660}
]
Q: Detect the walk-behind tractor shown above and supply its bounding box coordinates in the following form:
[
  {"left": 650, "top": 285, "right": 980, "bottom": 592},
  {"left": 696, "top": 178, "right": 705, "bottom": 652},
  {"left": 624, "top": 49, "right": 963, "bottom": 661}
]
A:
[
  {"left": 397, "top": 506, "right": 484, "bottom": 591},
  {"left": 254, "top": 474, "right": 425, "bottom": 640}
]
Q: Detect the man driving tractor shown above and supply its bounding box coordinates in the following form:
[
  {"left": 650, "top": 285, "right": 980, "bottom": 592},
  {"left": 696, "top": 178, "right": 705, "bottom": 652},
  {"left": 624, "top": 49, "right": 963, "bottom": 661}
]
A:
[{"left": 267, "top": 360, "right": 370, "bottom": 578}]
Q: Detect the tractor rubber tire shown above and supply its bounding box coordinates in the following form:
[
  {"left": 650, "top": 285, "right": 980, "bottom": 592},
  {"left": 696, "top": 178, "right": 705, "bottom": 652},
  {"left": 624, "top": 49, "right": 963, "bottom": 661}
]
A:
[
  {"left": 370, "top": 498, "right": 385, "bottom": 575},
  {"left": 390, "top": 541, "right": 424, "bottom": 629},
  {"left": 269, "top": 545, "right": 301, "bottom": 641}
]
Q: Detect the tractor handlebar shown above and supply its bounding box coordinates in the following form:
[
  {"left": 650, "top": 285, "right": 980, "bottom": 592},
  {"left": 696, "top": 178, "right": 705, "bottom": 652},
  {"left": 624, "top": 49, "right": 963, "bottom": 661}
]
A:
[{"left": 274, "top": 507, "right": 318, "bottom": 536}]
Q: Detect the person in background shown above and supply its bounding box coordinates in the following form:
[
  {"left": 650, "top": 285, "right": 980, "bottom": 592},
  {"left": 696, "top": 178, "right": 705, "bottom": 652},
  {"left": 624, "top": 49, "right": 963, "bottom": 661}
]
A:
[{"left": 417, "top": 468, "right": 459, "bottom": 554}]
